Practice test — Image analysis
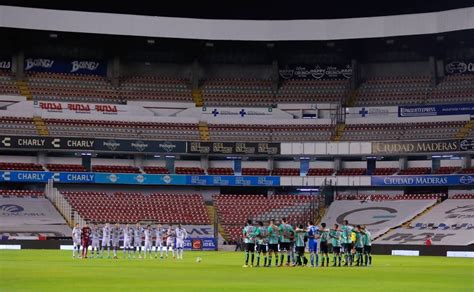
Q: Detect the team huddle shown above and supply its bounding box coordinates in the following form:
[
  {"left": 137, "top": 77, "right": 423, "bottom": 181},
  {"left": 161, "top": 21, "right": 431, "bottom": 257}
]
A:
[
  {"left": 72, "top": 223, "right": 188, "bottom": 260},
  {"left": 242, "top": 218, "right": 372, "bottom": 268}
]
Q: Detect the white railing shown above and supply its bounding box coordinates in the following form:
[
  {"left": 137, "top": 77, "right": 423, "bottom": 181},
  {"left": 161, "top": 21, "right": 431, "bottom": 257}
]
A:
[{"left": 45, "top": 179, "right": 74, "bottom": 226}]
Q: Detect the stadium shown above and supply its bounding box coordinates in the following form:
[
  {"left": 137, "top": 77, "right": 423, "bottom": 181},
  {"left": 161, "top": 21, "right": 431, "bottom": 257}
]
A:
[{"left": 0, "top": 1, "right": 473, "bottom": 291}]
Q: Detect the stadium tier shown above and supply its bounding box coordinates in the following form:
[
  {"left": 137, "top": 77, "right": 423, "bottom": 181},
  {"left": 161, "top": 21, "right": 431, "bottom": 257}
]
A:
[
  {"left": 175, "top": 167, "right": 205, "bottom": 175},
  {"left": 46, "top": 164, "right": 87, "bottom": 172},
  {"left": 120, "top": 75, "right": 192, "bottom": 102},
  {"left": 241, "top": 168, "right": 271, "bottom": 175},
  {"left": 91, "top": 165, "right": 141, "bottom": 173},
  {"left": 143, "top": 166, "right": 170, "bottom": 174},
  {"left": 62, "top": 192, "right": 210, "bottom": 224},
  {"left": 0, "top": 162, "right": 43, "bottom": 171},
  {"left": 306, "top": 168, "right": 334, "bottom": 176},
  {"left": 214, "top": 194, "right": 314, "bottom": 242},
  {"left": 0, "top": 71, "right": 19, "bottom": 95},
  {"left": 276, "top": 79, "right": 349, "bottom": 104}
]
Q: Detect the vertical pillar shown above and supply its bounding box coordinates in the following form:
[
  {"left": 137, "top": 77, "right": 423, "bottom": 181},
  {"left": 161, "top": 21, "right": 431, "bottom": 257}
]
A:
[
  {"left": 300, "top": 158, "right": 310, "bottom": 176},
  {"left": 399, "top": 157, "right": 407, "bottom": 171},
  {"left": 334, "top": 157, "right": 341, "bottom": 172},
  {"left": 200, "top": 156, "right": 209, "bottom": 174},
  {"left": 429, "top": 56, "right": 437, "bottom": 87},
  {"left": 165, "top": 155, "right": 175, "bottom": 174},
  {"left": 16, "top": 51, "right": 25, "bottom": 80},
  {"left": 461, "top": 154, "right": 471, "bottom": 169},
  {"left": 191, "top": 59, "right": 200, "bottom": 89},
  {"left": 82, "top": 155, "right": 92, "bottom": 172},
  {"left": 233, "top": 159, "right": 242, "bottom": 175},
  {"left": 109, "top": 56, "right": 120, "bottom": 87},
  {"left": 367, "top": 157, "right": 376, "bottom": 175},
  {"left": 133, "top": 154, "right": 144, "bottom": 170},
  {"left": 432, "top": 156, "right": 441, "bottom": 174},
  {"left": 267, "top": 157, "right": 274, "bottom": 173}
]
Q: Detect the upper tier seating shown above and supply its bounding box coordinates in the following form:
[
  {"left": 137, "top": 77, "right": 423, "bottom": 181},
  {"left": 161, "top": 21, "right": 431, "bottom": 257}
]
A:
[
  {"left": 307, "top": 168, "right": 334, "bottom": 176},
  {"left": 92, "top": 165, "right": 140, "bottom": 173},
  {"left": 460, "top": 168, "right": 474, "bottom": 174},
  {"left": 372, "top": 168, "right": 398, "bottom": 175},
  {"left": 44, "top": 118, "right": 200, "bottom": 140},
  {"left": 398, "top": 167, "right": 431, "bottom": 175},
  {"left": 28, "top": 72, "right": 118, "bottom": 103},
  {"left": 0, "top": 116, "right": 37, "bottom": 136},
  {"left": 46, "top": 164, "right": 86, "bottom": 172},
  {"left": 175, "top": 167, "right": 205, "bottom": 175},
  {"left": 0, "top": 162, "right": 43, "bottom": 171},
  {"left": 207, "top": 168, "right": 234, "bottom": 175},
  {"left": 120, "top": 75, "right": 192, "bottom": 102},
  {"left": 337, "top": 168, "right": 366, "bottom": 175},
  {"left": 201, "top": 78, "right": 274, "bottom": 107},
  {"left": 356, "top": 76, "right": 431, "bottom": 106},
  {"left": 277, "top": 79, "right": 349, "bottom": 104},
  {"left": 342, "top": 121, "right": 468, "bottom": 141},
  {"left": 272, "top": 168, "right": 300, "bottom": 176},
  {"left": 214, "top": 194, "right": 313, "bottom": 242},
  {"left": 62, "top": 192, "right": 210, "bottom": 224},
  {"left": 241, "top": 168, "right": 271, "bottom": 175},
  {"left": 431, "top": 75, "right": 474, "bottom": 104},
  {"left": 0, "top": 71, "right": 20, "bottom": 95},
  {"left": 435, "top": 166, "right": 461, "bottom": 174},
  {"left": 0, "top": 189, "right": 44, "bottom": 197},
  {"left": 143, "top": 166, "right": 170, "bottom": 174}
]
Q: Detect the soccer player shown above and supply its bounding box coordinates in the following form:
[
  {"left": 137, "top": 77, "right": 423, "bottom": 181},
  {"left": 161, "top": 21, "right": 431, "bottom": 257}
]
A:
[
  {"left": 101, "top": 222, "right": 112, "bottom": 258},
  {"left": 278, "top": 217, "right": 294, "bottom": 267},
  {"left": 175, "top": 224, "right": 188, "bottom": 260},
  {"left": 329, "top": 223, "right": 342, "bottom": 267},
  {"left": 133, "top": 223, "right": 143, "bottom": 259},
  {"left": 72, "top": 223, "right": 81, "bottom": 258},
  {"left": 307, "top": 221, "right": 319, "bottom": 267},
  {"left": 166, "top": 225, "right": 176, "bottom": 258},
  {"left": 352, "top": 225, "right": 365, "bottom": 266},
  {"left": 242, "top": 219, "right": 256, "bottom": 268},
  {"left": 341, "top": 220, "right": 353, "bottom": 266},
  {"left": 144, "top": 225, "right": 153, "bottom": 259},
  {"left": 111, "top": 223, "right": 121, "bottom": 259},
  {"left": 154, "top": 224, "right": 165, "bottom": 259},
  {"left": 362, "top": 225, "right": 372, "bottom": 266},
  {"left": 294, "top": 224, "right": 308, "bottom": 266},
  {"left": 90, "top": 224, "right": 101, "bottom": 258},
  {"left": 81, "top": 223, "right": 91, "bottom": 259},
  {"left": 123, "top": 224, "right": 133, "bottom": 259},
  {"left": 267, "top": 219, "right": 280, "bottom": 267},
  {"left": 254, "top": 221, "right": 268, "bottom": 267},
  {"left": 318, "top": 223, "right": 330, "bottom": 267}
]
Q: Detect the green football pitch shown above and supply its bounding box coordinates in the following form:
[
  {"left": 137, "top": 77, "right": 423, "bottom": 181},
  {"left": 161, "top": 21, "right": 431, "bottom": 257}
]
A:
[{"left": 0, "top": 250, "right": 473, "bottom": 291}]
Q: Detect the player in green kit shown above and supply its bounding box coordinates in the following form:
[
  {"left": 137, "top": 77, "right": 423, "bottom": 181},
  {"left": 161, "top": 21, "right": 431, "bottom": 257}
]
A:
[
  {"left": 329, "top": 223, "right": 342, "bottom": 267},
  {"left": 341, "top": 220, "right": 353, "bottom": 266},
  {"left": 242, "top": 220, "right": 257, "bottom": 268},
  {"left": 294, "top": 224, "right": 308, "bottom": 266},
  {"left": 279, "top": 218, "right": 294, "bottom": 267},
  {"left": 267, "top": 219, "right": 280, "bottom": 267},
  {"left": 255, "top": 221, "right": 269, "bottom": 267},
  {"left": 362, "top": 225, "right": 372, "bottom": 266},
  {"left": 352, "top": 225, "right": 365, "bottom": 266},
  {"left": 318, "top": 223, "right": 330, "bottom": 267}
]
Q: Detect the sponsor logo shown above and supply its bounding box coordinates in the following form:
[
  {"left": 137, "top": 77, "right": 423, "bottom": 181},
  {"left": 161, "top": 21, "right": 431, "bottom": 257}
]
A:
[
  {"left": 382, "top": 232, "right": 455, "bottom": 244},
  {"left": 336, "top": 207, "right": 398, "bottom": 226},
  {"left": 135, "top": 175, "right": 145, "bottom": 183},
  {"left": 0, "top": 204, "right": 24, "bottom": 213},
  {"left": 192, "top": 239, "right": 203, "bottom": 250},
  {"left": 162, "top": 175, "right": 172, "bottom": 184},
  {"left": 0, "top": 61, "right": 11, "bottom": 69},
  {"left": 1, "top": 137, "right": 11, "bottom": 147},
  {"left": 310, "top": 66, "right": 325, "bottom": 79},
  {"left": 131, "top": 141, "right": 148, "bottom": 152},
  {"left": 373, "top": 140, "right": 459, "bottom": 154},
  {"left": 459, "top": 176, "right": 474, "bottom": 185},
  {"left": 159, "top": 141, "right": 176, "bottom": 153},
  {"left": 460, "top": 139, "right": 474, "bottom": 151},
  {"left": 279, "top": 68, "right": 294, "bottom": 79},
  {"left": 445, "top": 61, "right": 468, "bottom": 74},
  {"left": 70, "top": 61, "right": 100, "bottom": 73},
  {"left": 103, "top": 140, "right": 120, "bottom": 151},
  {"left": 108, "top": 174, "right": 118, "bottom": 183},
  {"left": 25, "top": 58, "right": 55, "bottom": 70}
]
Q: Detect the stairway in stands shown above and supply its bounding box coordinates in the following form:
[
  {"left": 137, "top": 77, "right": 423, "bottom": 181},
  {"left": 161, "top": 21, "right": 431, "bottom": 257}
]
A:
[
  {"left": 199, "top": 121, "right": 210, "bottom": 141},
  {"left": 16, "top": 80, "right": 32, "bottom": 100},
  {"left": 331, "top": 123, "right": 346, "bottom": 141},
  {"left": 192, "top": 89, "right": 203, "bottom": 107},
  {"left": 456, "top": 119, "right": 474, "bottom": 139},
  {"left": 33, "top": 116, "right": 49, "bottom": 136}
]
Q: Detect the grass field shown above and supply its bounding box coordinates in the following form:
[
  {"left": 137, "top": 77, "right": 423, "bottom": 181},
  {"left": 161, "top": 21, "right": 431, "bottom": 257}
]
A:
[{"left": 0, "top": 250, "right": 473, "bottom": 291}]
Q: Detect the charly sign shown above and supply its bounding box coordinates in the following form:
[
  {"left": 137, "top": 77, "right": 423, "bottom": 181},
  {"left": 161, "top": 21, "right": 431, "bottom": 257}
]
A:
[
  {"left": 0, "top": 136, "right": 95, "bottom": 150},
  {"left": 372, "top": 139, "right": 474, "bottom": 154},
  {"left": 279, "top": 64, "right": 352, "bottom": 80},
  {"left": 187, "top": 142, "right": 280, "bottom": 155},
  {"left": 444, "top": 60, "right": 474, "bottom": 75},
  {"left": 24, "top": 57, "right": 107, "bottom": 75}
]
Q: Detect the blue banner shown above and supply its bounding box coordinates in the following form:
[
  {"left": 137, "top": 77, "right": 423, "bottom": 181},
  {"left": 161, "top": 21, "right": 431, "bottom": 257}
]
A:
[
  {"left": 186, "top": 175, "right": 280, "bottom": 186},
  {"left": 371, "top": 175, "right": 474, "bottom": 186},
  {"left": 24, "top": 57, "right": 107, "bottom": 75},
  {"left": 398, "top": 103, "right": 474, "bottom": 117}
]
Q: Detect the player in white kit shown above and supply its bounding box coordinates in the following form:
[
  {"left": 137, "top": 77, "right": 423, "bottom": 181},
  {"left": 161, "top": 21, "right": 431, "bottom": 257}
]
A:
[
  {"left": 175, "top": 224, "right": 188, "bottom": 260},
  {"left": 72, "top": 223, "right": 82, "bottom": 258},
  {"left": 111, "top": 223, "right": 121, "bottom": 259},
  {"left": 101, "top": 223, "right": 111, "bottom": 258},
  {"left": 143, "top": 225, "right": 153, "bottom": 259},
  {"left": 123, "top": 224, "right": 133, "bottom": 259},
  {"left": 133, "top": 223, "right": 143, "bottom": 259},
  {"left": 90, "top": 224, "right": 101, "bottom": 258},
  {"left": 154, "top": 224, "right": 165, "bottom": 259},
  {"left": 165, "top": 225, "right": 176, "bottom": 259}
]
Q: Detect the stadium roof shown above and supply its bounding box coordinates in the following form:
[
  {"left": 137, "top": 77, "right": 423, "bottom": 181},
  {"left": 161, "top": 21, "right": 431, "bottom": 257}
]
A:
[{"left": 1, "top": 0, "right": 473, "bottom": 20}]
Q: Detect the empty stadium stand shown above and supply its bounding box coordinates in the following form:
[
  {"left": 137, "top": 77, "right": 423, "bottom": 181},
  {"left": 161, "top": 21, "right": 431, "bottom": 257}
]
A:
[
  {"left": 372, "top": 168, "right": 398, "bottom": 175},
  {"left": 307, "top": 168, "right": 334, "bottom": 176},
  {"left": 241, "top": 168, "right": 271, "bottom": 175},
  {"left": 398, "top": 167, "right": 431, "bottom": 175},
  {"left": 431, "top": 75, "right": 474, "bottom": 104},
  {"left": 0, "top": 116, "right": 37, "bottom": 136},
  {"left": 175, "top": 167, "right": 205, "bottom": 175},
  {"left": 0, "top": 71, "right": 20, "bottom": 96},
  {"left": 91, "top": 165, "right": 141, "bottom": 173},
  {"left": 276, "top": 79, "right": 349, "bottom": 104},
  {"left": 143, "top": 166, "right": 170, "bottom": 174},
  {"left": 434, "top": 166, "right": 461, "bottom": 174},
  {"left": 214, "top": 194, "right": 313, "bottom": 242},
  {"left": 337, "top": 168, "right": 366, "bottom": 175},
  {"left": 62, "top": 192, "right": 210, "bottom": 224},
  {"left": 207, "top": 167, "right": 234, "bottom": 175},
  {"left": 120, "top": 75, "right": 192, "bottom": 102},
  {"left": 0, "top": 162, "right": 43, "bottom": 171},
  {"left": 272, "top": 168, "right": 300, "bottom": 176},
  {"left": 46, "top": 164, "right": 86, "bottom": 172}
]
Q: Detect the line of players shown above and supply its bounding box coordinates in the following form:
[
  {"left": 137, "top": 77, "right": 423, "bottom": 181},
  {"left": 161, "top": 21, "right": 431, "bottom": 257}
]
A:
[
  {"left": 72, "top": 222, "right": 188, "bottom": 260},
  {"left": 242, "top": 218, "right": 372, "bottom": 268}
]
